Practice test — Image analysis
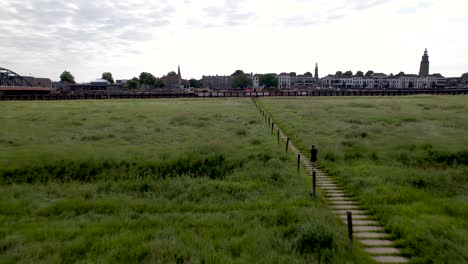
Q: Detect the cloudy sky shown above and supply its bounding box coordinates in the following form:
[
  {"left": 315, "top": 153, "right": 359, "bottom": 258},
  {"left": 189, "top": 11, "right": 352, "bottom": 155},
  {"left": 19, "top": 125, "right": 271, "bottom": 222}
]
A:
[{"left": 1, "top": 0, "right": 467, "bottom": 82}]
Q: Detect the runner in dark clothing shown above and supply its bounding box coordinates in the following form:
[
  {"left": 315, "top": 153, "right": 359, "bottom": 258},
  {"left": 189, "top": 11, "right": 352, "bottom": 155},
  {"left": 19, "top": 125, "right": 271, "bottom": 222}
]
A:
[{"left": 310, "top": 145, "right": 318, "bottom": 167}]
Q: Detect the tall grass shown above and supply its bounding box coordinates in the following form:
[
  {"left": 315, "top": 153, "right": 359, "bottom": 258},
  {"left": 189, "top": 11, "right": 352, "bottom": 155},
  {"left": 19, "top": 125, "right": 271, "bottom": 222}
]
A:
[
  {"left": 0, "top": 99, "right": 370, "bottom": 263},
  {"left": 260, "top": 96, "right": 468, "bottom": 263}
]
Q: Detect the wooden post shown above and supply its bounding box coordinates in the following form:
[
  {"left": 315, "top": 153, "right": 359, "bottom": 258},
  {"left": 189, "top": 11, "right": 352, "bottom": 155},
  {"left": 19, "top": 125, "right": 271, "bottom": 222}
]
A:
[
  {"left": 297, "top": 154, "right": 301, "bottom": 173},
  {"left": 271, "top": 122, "right": 274, "bottom": 135},
  {"left": 313, "top": 170, "right": 316, "bottom": 198},
  {"left": 286, "top": 138, "right": 290, "bottom": 153},
  {"left": 277, "top": 129, "right": 280, "bottom": 144},
  {"left": 347, "top": 212, "right": 353, "bottom": 252}
]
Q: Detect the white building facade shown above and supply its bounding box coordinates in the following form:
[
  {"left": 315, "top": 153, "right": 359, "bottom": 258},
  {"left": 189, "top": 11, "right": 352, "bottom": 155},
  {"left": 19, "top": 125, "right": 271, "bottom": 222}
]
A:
[
  {"left": 322, "top": 73, "right": 445, "bottom": 89},
  {"left": 278, "top": 73, "right": 291, "bottom": 89}
]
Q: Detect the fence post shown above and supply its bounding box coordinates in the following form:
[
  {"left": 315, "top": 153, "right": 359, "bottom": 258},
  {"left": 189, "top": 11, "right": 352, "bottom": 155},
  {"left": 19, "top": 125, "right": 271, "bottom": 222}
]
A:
[
  {"left": 277, "top": 129, "right": 280, "bottom": 144},
  {"left": 312, "top": 169, "right": 316, "bottom": 198},
  {"left": 271, "top": 122, "right": 274, "bottom": 135},
  {"left": 286, "top": 138, "right": 289, "bottom": 153},
  {"left": 347, "top": 212, "right": 353, "bottom": 252},
  {"left": 297, "top": 154, "right": 301, "bottom": 173}
]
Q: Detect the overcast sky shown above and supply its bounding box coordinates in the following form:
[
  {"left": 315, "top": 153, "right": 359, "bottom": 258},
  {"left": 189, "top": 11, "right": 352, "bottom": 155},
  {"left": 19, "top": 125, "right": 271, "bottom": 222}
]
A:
[{"left": 1, "top": 0, "right": 467, "bottom": 82}]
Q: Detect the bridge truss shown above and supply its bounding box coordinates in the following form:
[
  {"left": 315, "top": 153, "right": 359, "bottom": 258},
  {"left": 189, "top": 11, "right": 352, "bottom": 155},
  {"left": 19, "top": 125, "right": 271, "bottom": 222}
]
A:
[{"left": 0, "top": 67, "right": 33, "bottom": 87}]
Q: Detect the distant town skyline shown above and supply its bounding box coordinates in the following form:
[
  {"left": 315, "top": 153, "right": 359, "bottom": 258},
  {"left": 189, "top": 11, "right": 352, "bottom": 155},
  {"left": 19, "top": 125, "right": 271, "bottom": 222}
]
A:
[{"left": 1, "top": 0, "right": 467, "bottom": 82}]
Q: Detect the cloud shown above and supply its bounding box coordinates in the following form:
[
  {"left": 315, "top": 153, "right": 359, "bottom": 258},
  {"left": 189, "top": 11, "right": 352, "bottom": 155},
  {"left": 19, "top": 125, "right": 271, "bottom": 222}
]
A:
[
  {"left": 398, "top": 1, "right": 433, "bottom": 14},
  {"left": 349, "top": 0, "right": 391, "bottom": 10},
  {"left": 282, "top": 16, "right": 321, "bottom": 27},
  {"left": 188, "top": 0, "right": 256, "bottom": 28},
  {"left": 278, "top": 0, "right": 392, "bottom": 27},
  {"left": 0, "top": 0, "right": 175, "bottom": 68},
  {"left": 1, "top": 0, "right": 466, "bottom": 81}
]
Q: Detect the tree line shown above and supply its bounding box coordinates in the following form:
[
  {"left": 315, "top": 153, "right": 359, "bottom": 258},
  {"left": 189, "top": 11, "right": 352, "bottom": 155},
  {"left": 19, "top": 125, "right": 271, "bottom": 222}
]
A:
[
  {"left": 59, "top": 71, "right": 175, "bottom": 89},
  {"left": 58, "top": 70, "right": 468, "bottom": 89}
]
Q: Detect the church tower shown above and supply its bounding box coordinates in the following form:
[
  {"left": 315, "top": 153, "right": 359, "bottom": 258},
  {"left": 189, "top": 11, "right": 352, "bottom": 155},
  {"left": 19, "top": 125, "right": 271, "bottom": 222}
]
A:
[
  {"left": 177, "top": 65, "right": 182, "bottom": 89},
  {"left": 314, "top": 63, "right": 319, "bottom": 82},
  {"left": 419, "top": 49, "right": 429, "bottom": 77}
]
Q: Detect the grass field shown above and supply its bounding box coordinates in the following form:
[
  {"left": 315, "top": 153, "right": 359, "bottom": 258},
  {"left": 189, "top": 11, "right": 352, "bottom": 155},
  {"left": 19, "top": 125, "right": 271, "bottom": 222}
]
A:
[
  {"left": 260, "top": 96, "right": 468, "bottom": 263},
  {"left": 0, "top": 99, "right": 369, "bottom": 263}
]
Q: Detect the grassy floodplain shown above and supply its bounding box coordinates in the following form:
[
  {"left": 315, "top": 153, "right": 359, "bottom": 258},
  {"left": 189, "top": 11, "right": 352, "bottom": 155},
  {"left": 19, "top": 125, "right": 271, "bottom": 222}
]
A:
[
  {"left": 260, "top": 96, "right": 468, "bottom": 263},
  {"left": 0, "top": 99, "right": 369, "bottom": 263}
]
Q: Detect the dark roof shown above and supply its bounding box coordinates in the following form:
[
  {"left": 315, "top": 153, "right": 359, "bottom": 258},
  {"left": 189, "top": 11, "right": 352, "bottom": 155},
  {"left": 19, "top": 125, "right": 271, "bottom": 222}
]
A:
[
  {"left": 372, "top": 73, "right": 388, "bottom": 77},
  {"left": 295, "top": 74, "right": 314, "bottom": 78},
  {"left": 429, "top": 73, "right": 445, "bottom": 78}
]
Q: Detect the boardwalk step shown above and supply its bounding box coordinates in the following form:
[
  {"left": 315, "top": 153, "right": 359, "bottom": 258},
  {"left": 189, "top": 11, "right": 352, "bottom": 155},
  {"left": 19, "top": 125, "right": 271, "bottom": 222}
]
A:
[
  {"left": 325, "top": 191, "right": 346, "bottom": 195},
  {"left": 326, "top": 193, "right": 348, "bottom": 198},
  {"left": 360, "top": 239, "right": 394, "bottom": 247},
  {"left": 340, "top": 214, "right": 370, "bottom": 220},
  {"left": 333, "top": 210, "right": 366, "bottom": 215},
  {"left": 328, "top": 197, "right": 354, "bottom": 201},
  {"left": 331, "top": 205, "right": 360, "bottom": 210},
  {"left": 330, "top": 200, "right": 356, "bottom": 205},
  {"left": 372, "top": 256, "right": 409, "bottom": 263},
  {"left": 322, "top": 187, "right": 341, "bottom": 191},
  {"left": 355, "top": 232, "right": 389, "bottom": 238},
  {"left": 354, "top": 226, "right": 384, "bottom": 232},
  {"left": 317, "top": 183, "right": 338, "bottom": 187},
  {"left": 347, "top": 220, "right": 379, "bottom": 226},
  {"left": 365, "top": 247, "right": 401, "bottom": 255}
]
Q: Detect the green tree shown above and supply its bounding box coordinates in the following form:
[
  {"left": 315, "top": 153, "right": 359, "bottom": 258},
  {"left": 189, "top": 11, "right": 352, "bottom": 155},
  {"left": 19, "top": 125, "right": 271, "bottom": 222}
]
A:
[
  {"left": 304, "top": 72, "right": 312, "bottom": 76},
  {"left": 101, "top": 72, "right": 114, "bottom": 84},
  {"left": 232, "top": 74, "right": 252, "bottom": 89},
  {"left": 155, "top": 79, "right": 166, "bottom": 88},
  {"left": 365, "top": 71, "right": 374, "bottom": 77},
  {"left": 259, "top": 74, "right": 278, "bottom": 88},
  {"left": 189, "top": 79, "right": 201, "bottom": 88},
  {"left": 60, "top": 71, "right": 75, "bottom": 84},
  {"left": 462, "top": 72, "right": 468, "bottom": 83},
  {"left": 335, "top": 71, "right": 342, "bottom": 76},
  {"left": 232, "top": 70, "right": 245, "bottom": 76},
  {"left": 126, "top": 77, "right": 139, "bottom": 89},
  {"left": 167, "top": 71, "right": 178, "bottom": 77},
  {"left": 343, "top": 71, "right": 353, "bottom": 76},
  {"left": 356, "top": 71, "right": 364, "bottom": 77},
  {"left": 139, "top": 72, "right": 157, "bottom": 88},
  {"left": 396, "top": 71, "right": 406, "bottom": 77},
  {"left": 289, "top": 72, "right": 297, "bottom": 77}
]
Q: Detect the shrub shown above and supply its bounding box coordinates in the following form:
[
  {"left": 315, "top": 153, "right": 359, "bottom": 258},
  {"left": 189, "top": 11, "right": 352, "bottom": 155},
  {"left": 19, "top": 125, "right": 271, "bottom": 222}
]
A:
[
  {"left": 235, "top": 129, "right": 247, "bottom": 136},
  {"left": 250, "top": 139, "right": 262, "bottom": 145},
  {"left": 426, "top": 150, "right": 468, "bottom": 166},
  {"left": 324, "top": 152, "right": 336, "bottom": 162},
  {"left": 295, "top": 221, "right": 336, "bottom": 263},
  {"left": 0, "top": 155, "right": 241, "bottom": 184},
  {"left": 275, "top": 208, "right": 298, "bottom": 226}
]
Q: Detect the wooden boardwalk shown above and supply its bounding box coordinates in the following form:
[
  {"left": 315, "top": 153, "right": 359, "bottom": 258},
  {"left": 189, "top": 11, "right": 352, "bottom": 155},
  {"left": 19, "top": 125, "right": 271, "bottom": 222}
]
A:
[{"left": 255, "top": 100, "right": 410, "bottom": 263}]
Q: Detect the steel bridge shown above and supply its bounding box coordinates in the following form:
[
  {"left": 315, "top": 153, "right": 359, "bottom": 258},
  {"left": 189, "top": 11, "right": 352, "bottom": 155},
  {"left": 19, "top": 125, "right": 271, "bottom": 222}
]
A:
[{"left": 0, "top": 67, "right": 33, "bottom": 87}]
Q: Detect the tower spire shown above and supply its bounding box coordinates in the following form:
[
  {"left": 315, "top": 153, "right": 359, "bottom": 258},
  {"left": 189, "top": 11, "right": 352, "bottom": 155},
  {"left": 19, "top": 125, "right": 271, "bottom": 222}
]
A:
[
  {"left": 314, "top": 63, "right": 319, "bottom": 82},
  {"left": 177, "top": 65, "right": 182, "bottom": 90},
  {"left": 419, "top": 49, "right": 429, "bottom": 77}
]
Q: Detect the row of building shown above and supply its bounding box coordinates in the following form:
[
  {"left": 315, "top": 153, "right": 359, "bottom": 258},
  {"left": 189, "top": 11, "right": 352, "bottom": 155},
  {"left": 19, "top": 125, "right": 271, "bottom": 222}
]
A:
[
  {"left": 202, "top": 64, "right": 320, "bottom": 90},
  {"left": 56, "top": 49, "right": 468, "bottom": 92},
  {"left": 202, "top": 50, "right": 467, "bottom": 90},
  {"left": 322, "top": 49, "right": 447, "bottom": 89},
  {"left": 321, "top": 73, "right": 446, "bottom": 89}
]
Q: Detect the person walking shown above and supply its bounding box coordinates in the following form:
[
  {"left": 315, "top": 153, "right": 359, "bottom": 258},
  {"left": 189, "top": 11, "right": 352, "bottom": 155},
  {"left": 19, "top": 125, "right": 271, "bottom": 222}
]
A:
[{"left": 310, "top": 145, "right": 318, "bottom": 168}]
